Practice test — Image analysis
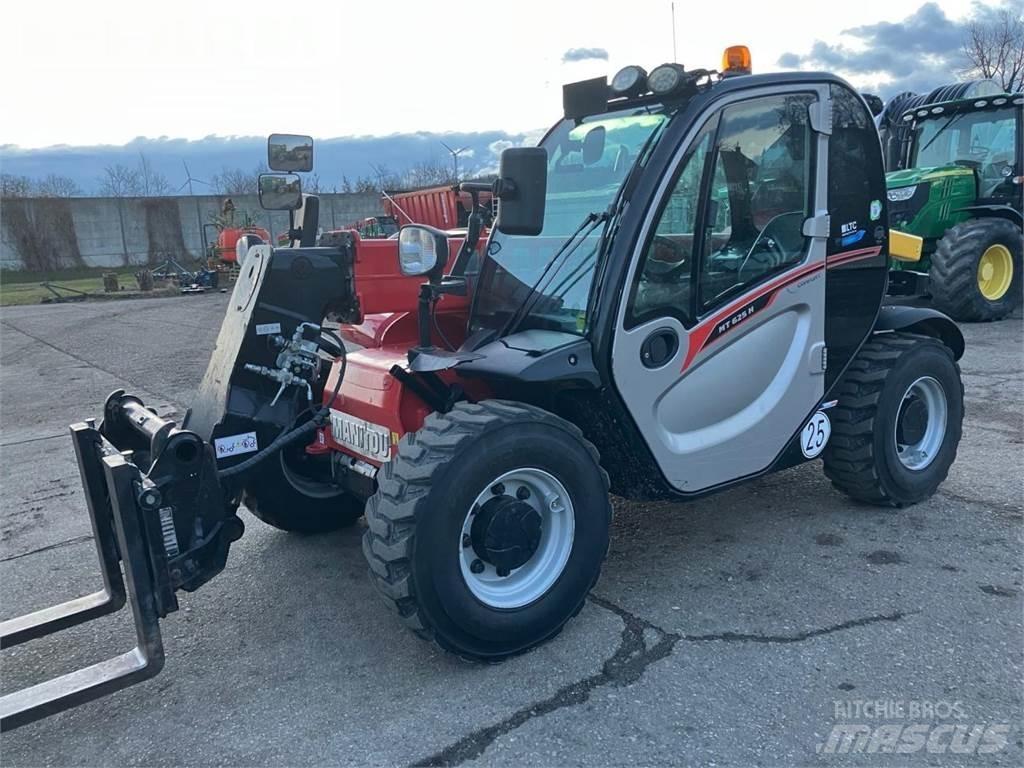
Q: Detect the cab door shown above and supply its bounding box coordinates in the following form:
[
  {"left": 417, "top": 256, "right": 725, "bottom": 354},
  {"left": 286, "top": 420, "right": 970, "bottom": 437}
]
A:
[{"left": 611, "top": 85, "right": 831, "bottom": 493}]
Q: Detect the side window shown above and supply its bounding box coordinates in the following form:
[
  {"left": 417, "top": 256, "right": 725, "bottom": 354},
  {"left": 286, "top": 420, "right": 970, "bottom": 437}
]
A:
[
  {"left": 625, "top": 118, "right": 716, "bottom": 328},
  {"left": 698, "top": 94, "right": 815, "bottom": 310}
]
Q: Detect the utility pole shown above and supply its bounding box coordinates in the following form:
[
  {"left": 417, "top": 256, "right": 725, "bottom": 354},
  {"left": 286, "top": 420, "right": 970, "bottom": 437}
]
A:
[{"left": 440, "top": 141, "right": 468, "bottom": 183}]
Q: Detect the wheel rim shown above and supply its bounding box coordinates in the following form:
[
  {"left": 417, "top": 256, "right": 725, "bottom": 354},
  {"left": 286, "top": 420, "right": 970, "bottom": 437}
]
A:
[
  {"left": 279, "top": 449, "right": 345, "bottom": 499},
  {"left": 894, "top": 376, "right": 948, "bottom": 471},
  {"left": 459, "top": 468, "right": 575, "bottom": 609},
  {"left": 977, "top": 244, "right": 1013, "bottom": 301}
]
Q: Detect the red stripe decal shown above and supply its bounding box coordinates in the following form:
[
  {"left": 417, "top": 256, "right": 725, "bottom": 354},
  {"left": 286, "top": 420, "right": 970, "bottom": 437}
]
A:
[{"left": 681, "top": 260, "right": 824, "bottom": 372}]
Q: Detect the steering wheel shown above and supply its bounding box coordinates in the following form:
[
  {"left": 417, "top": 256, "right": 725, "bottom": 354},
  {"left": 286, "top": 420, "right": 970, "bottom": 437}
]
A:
[
  {"left": 643, "top": 236, "right": 690, "bottom": 282},
  {"left": 737, "top": 218, "right": 793, "bottom": 280}
]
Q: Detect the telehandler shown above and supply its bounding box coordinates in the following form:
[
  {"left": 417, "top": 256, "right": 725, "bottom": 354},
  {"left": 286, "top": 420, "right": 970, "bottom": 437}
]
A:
[{"left": 0, "top": 48, "right": 966, "bottom": 730}]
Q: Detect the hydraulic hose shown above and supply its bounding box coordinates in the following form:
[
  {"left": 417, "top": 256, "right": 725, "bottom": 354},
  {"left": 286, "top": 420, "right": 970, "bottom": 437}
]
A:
[{"left": 217, "top": 329, "right": 347, "bottom": 481}]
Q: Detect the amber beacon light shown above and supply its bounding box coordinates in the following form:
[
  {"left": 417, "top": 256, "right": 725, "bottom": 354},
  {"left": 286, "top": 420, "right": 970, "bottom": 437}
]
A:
[{"left": 722, "top": 45, "right": 752, "bottom": 75}]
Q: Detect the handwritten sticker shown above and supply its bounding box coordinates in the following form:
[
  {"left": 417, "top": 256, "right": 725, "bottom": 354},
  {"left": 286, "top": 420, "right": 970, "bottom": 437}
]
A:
[
  {"left": 255, "top": 322, "right": 281, "bottom": 336},
  {"left": 214, "top": 432, "right": 259, "bottom": 460}
]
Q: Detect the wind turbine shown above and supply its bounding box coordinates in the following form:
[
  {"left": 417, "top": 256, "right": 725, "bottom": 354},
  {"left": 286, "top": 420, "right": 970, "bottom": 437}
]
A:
[
  {"left": 440, "top": 141, "right": 469, "bottom": 183},
  {"left": 178, "top": 160, "right": 213, "bottom": 262}
]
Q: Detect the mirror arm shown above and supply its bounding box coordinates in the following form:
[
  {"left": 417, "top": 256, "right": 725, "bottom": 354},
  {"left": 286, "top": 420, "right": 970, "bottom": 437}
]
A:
[{"left": 450, "top": 186, "right": 490, "bottom": 278}]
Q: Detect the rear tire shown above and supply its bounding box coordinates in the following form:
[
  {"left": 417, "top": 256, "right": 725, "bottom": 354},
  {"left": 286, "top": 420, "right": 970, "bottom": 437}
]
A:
[
  {"left": 362, "top": 400, "right": 611, "bottom": 660},
  {"left": 930, "top": 218, "right": 1022, "bottom": 322},
  {"left": 243, "top": 447, "right": 364, "bottom": 533},
  {"left": 823, "top": 333, "right": 963, "bottom": 507}
]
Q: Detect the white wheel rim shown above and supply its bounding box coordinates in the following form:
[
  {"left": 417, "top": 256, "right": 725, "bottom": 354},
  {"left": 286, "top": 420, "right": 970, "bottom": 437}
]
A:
[
  {"left": 458, "top": 468, "right": 575, "bottom": 609},
  {"left": 895, "top": 376, "right": 948, "bottom": 471}
]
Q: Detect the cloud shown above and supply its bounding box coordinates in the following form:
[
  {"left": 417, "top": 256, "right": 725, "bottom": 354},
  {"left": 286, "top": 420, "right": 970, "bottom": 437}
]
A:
[
  {"left": 562, "top": 47, "right": 609, "bottom": 63},
  {"left": 776, "top": 1, "right": 1016, "bottom": 97}
]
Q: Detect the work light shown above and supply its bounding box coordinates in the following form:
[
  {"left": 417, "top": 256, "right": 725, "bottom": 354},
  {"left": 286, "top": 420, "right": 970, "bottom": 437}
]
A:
[
  {"left": 610, "top": 65, "right": 648, "bottom": 97},
  {"left": 647, "top": 63, "right": 686, "bottom": 95}
]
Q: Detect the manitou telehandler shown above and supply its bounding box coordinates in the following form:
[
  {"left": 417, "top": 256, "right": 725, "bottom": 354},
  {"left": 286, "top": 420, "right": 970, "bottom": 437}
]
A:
[{"left": 1, "top": 48, "right": 966, "bottom": 730}]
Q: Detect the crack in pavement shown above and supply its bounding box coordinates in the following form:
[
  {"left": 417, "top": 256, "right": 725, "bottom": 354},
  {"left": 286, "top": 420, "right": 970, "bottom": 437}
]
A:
[
  {"left": 412, "top": 600, "right": 918, "bottom": 767},
  {"left": 0, "top": 534, "right": 94, "bottom": 562},
  {"left": 410, "top": 595, "right": 680, "bottom": 767},
  {"left": 682, "top": 610, "right": 914, "bottom": 644}
]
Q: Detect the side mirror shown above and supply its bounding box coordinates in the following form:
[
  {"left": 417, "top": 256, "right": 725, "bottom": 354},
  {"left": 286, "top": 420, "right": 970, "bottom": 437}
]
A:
[
  {"left": 582, "top": 126, "right": 606, "bottom": 165},
  {"left": 495, "top": 147, "right": 548, "bottom": 236},
  {"left": 268, "top": 133, "right": 314, "bottom": 172},
  {"left": 398, "top": 225, "right": 449, "bottom": 278},
  {"left": 258, "top": 173, "right": 303, "bottom": 210}
]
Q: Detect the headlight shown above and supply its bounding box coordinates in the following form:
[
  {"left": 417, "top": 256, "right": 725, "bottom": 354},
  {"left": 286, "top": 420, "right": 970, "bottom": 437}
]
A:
[
  {"left": 887, "top": 185, "right": 918, "bottom": 202},
  {"left": 648, "top": 63, "right": 686, "bottom": 95},
  {"left": 610, "top": 65, "right": 647, "bottom": 97}
]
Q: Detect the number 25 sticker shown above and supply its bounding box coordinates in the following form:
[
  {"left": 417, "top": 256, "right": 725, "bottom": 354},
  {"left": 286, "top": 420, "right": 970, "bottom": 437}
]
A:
[{"left": 801, "top": 411, "right": 831, "bottom": 458}]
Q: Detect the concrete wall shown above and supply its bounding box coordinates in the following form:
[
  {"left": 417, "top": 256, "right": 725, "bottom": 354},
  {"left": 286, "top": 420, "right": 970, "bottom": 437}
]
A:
[{"left": 0, "top": 193, "right": 383, "bottom": 271}]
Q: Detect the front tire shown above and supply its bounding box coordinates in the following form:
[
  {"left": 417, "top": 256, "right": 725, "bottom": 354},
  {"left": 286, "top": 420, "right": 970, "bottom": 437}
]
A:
[
  {"left": 930, "top": 218, "right": 1022, "bottom": 322},
  {"left": 243, "top": 445, "right": 364, "bottom": 533},
  {"left": 362, "top": 400, "right": 611, "bottom": 660},
  {"left": 824, "top": 333, "right": 963, "bottom": 507}
]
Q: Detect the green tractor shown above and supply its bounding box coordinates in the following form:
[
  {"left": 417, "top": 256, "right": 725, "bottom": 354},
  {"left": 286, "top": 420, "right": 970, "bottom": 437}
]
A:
[{"left": 885, "top": 92, "right": 1023, "bottom": 321}]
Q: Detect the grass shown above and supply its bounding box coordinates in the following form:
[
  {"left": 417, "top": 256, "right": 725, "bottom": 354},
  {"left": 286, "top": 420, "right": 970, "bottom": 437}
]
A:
[{"left": 0, "top": 267, "right": 155, "bottom": 307}]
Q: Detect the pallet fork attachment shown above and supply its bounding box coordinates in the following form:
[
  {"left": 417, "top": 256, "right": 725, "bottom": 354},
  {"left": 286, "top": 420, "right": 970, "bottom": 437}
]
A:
[{"left": 1, "top": 396, "right": 242, "bottom": 731}]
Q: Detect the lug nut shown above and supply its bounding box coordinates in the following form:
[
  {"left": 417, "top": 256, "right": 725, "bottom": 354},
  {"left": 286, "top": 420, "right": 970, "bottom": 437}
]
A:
[
  {"left": 470, "top": 559, "right": 485, "bottom": 574},
  {"left": 496, "top": 566, "right": 510, "bottom": 577},
  {"left": 516, "top": 486, "right": 530, "bottom": 500},
  {"left": 462, "top": 534, "right": 472, "bottom": 548},
  {"left": 491, "top": 483, "right": 505, "bottom": 496}
]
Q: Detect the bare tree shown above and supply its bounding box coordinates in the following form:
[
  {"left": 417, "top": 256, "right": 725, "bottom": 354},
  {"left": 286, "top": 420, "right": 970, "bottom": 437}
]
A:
[
  {"left": 34, "top": 174, "right": 82, "bottom": 197},
  {"left": 1, "top": 173, "right": 34, "bottom": 198},
  {"left": 403, "top": 158, "right": 456, "bottom": 188},
  {"left": 962, "top": 7, "right": 1024, "bottom": 92},
  {"left": 98, "top": 163, "right": 143, "bottom": 197},
  {"left": 137, "top": 153, "right": 171, "bottom": 196},
  {"left": 211, "top": 164, "right": 265, "bottom": 195}
]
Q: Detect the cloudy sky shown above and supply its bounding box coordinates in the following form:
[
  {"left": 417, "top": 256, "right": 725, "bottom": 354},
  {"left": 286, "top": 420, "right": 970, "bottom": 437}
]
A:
[{"left": 2, "top": 0, "right": 999, "bottom": 149}]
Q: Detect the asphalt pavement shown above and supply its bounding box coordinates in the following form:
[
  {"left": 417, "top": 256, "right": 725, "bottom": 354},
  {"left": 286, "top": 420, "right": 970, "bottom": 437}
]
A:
[{"left": 1, "top": 294, "right": 1020, "bottom": 766}]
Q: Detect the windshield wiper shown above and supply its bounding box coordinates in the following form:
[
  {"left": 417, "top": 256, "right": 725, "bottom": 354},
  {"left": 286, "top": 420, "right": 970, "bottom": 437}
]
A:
[
  {"left": 916, "top": 112, "right": 965, "bottom": 159},
  {"left": 500, "top": 210, "right": 609, "bottom": 337}
]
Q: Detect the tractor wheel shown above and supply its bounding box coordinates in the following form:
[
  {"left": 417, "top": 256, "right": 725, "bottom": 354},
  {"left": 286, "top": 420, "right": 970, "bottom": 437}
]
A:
[
  {"left": 362, "top": 400, "right": 611, "bottom": 660},
  {"left": 930, "top": 218, "right": 1022, "bottom": 321},
  {"left": 243, "top": 443, "right": 364, "bottom": 534},
  {"left": 823, "top": 333, "right": 963, "bottom": 507}
]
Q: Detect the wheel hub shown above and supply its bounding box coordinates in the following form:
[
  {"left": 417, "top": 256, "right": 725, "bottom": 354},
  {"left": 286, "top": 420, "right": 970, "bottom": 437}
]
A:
[
  {"left": 896, "top": 397, "right": 928, "bottom": 446},
  {"left": 895, "top": 376, "right": 948, "bottom": 471},
  {"left": 471, "top": 496, "right": 542, "bottom": 572},
  {"left": 977, "top": 244, "right": 1013, "bottom": 301},
  {"left": 458, "top": 468, "right": 576, "bottom": 609}
]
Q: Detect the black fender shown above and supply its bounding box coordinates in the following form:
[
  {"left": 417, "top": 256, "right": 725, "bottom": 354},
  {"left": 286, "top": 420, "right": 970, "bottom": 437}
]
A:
[
  {"left": 954, "top": 204, "right": 1023, "bottom": 227},
  {"left": 873, "top": 305, "right": 964, "bottom": 360}
]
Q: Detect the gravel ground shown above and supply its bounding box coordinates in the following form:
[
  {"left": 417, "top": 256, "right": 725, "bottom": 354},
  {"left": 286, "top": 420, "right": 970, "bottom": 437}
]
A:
[{"left": 1, "top": 294, "right": 1020, "bottom": 766}]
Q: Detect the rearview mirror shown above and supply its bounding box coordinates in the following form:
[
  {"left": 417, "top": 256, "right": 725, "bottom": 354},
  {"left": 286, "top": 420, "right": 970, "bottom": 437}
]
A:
[
  {"left": 398, "top": 225, "right": 449, "bottom": 278},
  {"left": 268, "top": 133, "right": 314, "bottom": 172},
  {"left": 495, "top": 148, "right": 547, "bottom": 236},
  {"left": 258, "top": 173, "right": 303, "bottom": 210}
]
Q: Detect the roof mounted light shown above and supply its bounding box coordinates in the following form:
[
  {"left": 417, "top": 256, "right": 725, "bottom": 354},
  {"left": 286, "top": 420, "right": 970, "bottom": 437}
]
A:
[
  {"left": 648, "top": 63, "right": 687, "bottom": 95},
  {"left": 611, "top": 65, "right": 648, "bottom": 97},
  {"left": 721, "top": 45, "right": 752, "bottom": 76}
]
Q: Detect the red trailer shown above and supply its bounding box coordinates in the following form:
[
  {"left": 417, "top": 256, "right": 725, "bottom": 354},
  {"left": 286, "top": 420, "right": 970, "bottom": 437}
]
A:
[{"left": 382, "top": 183, "right": 494, "bottom": 231}]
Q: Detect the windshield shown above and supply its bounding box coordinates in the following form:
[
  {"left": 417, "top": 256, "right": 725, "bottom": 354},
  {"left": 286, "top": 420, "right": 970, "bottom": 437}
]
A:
[
  {"left": 471, "top": 107, "right": 670, "bottom": 338},
  {"left": 911, "top": 107, "right": 1018, "bottom": 195}
]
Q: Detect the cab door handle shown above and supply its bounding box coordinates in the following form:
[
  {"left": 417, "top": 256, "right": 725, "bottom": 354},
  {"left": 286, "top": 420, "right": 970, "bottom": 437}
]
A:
[{"left": 640, "top": 329, "right": 679, "bottom": 369}]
